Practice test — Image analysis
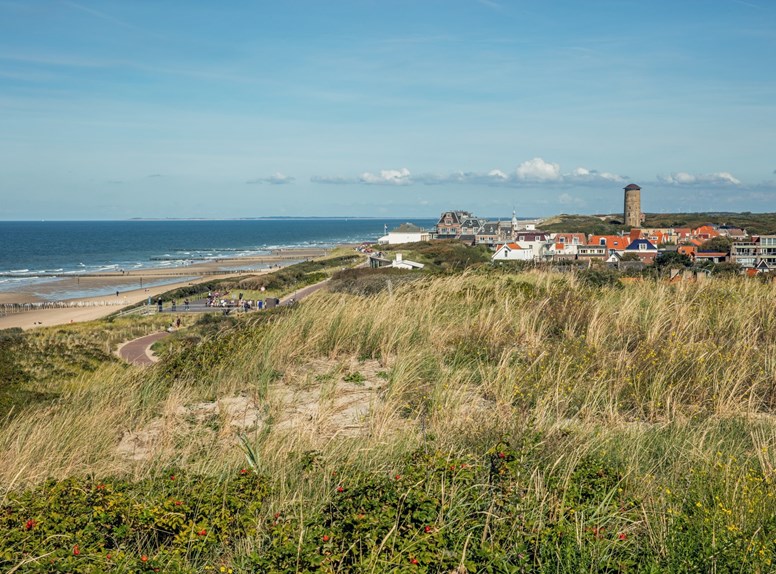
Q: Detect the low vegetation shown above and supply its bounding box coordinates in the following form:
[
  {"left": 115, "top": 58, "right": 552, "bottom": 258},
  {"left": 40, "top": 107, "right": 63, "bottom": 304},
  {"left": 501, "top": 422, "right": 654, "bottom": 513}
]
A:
[
  {"left": 2, "top": 266, "right": 776, "bottom": 572},
  {"left": 376, "top": 240, "right": 492, "bottom": 271}
]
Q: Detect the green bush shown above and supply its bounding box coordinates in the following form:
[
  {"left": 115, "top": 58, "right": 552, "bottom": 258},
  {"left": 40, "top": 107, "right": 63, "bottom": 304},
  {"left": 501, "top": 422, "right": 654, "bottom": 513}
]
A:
[{"left": 0, "top": 470, "right": 268, "bottom": 573}]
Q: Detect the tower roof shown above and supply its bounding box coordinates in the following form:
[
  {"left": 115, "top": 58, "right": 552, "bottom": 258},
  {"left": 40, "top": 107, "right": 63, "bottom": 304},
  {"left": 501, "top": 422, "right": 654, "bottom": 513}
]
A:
[{"left": 624, "top": 183, "right": 641, "bottom": 191}]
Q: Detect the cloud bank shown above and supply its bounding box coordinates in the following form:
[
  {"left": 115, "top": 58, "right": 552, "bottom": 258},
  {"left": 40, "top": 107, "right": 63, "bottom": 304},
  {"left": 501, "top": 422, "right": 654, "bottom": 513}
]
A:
[
  {"left": 246, "top": 172, "right": 295, "bottom": 185},
  {"left": 311, "top": 157, "right": 628, "bottom": 187},
  {"left": 657, "top": 171, "right": 741, "bottom": 186}
]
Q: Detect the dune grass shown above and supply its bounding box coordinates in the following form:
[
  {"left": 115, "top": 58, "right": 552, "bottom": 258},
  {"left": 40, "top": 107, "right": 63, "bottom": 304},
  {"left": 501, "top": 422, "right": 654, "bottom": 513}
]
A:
[{"left": 1, "top": 270, "right": 775, "bottom": 571}]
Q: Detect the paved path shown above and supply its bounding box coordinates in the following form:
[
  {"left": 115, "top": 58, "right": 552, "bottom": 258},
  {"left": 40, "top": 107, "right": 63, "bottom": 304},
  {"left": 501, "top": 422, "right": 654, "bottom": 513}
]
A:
[
  {"left": 118, "top": 275, "right": 336, "bottom": 366},
  {"left": 117, "top": 332, "right": 170, "bottom": 366},
  {"left": 280, "top": 278, "right": 331, "bottom": 305}
]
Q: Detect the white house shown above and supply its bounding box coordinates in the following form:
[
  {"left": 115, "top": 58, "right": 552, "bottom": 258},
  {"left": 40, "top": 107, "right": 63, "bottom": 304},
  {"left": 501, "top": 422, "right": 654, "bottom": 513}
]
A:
[
  {"left": 378, "top": 223, "right": 430, "bottom": 245},
  {"left": 492, "top": 242, "right": 534, "bottom": 262},
  {"left": 391, "top": 253, "right": 424, "bottom": 270}
]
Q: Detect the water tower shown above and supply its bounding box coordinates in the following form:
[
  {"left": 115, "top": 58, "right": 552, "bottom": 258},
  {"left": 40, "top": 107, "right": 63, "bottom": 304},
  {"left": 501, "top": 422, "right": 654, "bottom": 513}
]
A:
[{"left": 623, "top": 183, "right": 641, "bottom": 228}]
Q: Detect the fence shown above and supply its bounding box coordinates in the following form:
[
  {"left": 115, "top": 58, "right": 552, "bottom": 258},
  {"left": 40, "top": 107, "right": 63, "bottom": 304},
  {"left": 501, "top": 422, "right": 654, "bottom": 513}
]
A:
[{"left": 0, "top": 300, "right": 130, "bottom": 317}]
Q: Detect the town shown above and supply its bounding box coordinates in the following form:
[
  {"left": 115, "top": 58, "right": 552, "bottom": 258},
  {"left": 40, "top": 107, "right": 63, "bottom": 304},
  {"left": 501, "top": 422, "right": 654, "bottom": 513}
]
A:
[{"left": 376, "top": 183, "right": 775, "bottom": 276}]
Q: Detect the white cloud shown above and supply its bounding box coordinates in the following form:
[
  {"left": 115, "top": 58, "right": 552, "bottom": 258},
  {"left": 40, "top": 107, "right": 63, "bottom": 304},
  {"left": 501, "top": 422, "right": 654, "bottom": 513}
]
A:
[
  {"left": 311, "top": 168, "right": 413, "bottom": 185},
  {"left": 414, "top": 170, "right": 511, "bottom": 185},
  {"left": 516, "top": 157, "right": 561, "bottom": 181},
  {"left": 488, "top": 169, "right": 509, "bottom": 180},
  {"left": 246, "top": 172, "right": 295, "bottom": 185},
  {"left": 567, "top": 167, "right": 626, "bottom": 183},
  {"left": 657, "top": 171, "right": 742, "bottom": 186},
  {"left": 359, "top": 168, "right": 412, "bottom": 185},
  {"left": 310, "top": 159, "right": 628, "bottom": 188}
]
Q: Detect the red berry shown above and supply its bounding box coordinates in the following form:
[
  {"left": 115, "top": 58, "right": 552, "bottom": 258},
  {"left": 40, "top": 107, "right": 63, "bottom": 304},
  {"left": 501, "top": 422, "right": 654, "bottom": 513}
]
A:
[
  {"left": 394, "top": 474, "right": 401, "bottom": 480},
  {"left": 618, "top": 532, "right": 627, "bottom": 541},
  {"left": 322, "top": 534, "right": 330, "bottom": 542},
  {"left": 73, "top": 545, "right": 80, "bottom": 556},
  {"left": 240, "top": 468, "right": 248, "bottom": 475},
  {"left": 337, "top": 486, "right": 344, "bottom": 493},
  {"left": 410, "top": 557, "right": 419, "bottom": 565},
  {"left": 197, "top": 529, "right": 207, "bottom": 536},
  {"left": 498, "top": 452, "right": 505, "bottom": 459},
  {"left": 106, "top": 554, "right": 112, "bottom": 560},
  {"left": 424, "top": 525, "right": 432, "bottom": 533},
  {"left": 24, "top": 519, "right": 36, "bottom": 530},
  {"left": 174, "top": 500, "right": 182, "bottom": 506},
  {"left": 141, "top": 555, "right": 148, "bottom": 562},
  {"left": 170, "top": 475, "right": 175, "bottom": 480}
]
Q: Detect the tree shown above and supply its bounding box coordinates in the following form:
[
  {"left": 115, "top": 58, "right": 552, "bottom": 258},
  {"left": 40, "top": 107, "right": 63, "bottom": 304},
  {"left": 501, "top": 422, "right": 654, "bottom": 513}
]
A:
[
  {"left": 710, "top": 262, "right": 742, "bottom": 277},
  {"left": 699, "top": 236, "right": 733, "bottom": 253},
  {"left": 655, "top": 251, "right": 692, "bottom": 269},
  {"left": 620, "top": 253, "right": 641, "bottom": 262}
]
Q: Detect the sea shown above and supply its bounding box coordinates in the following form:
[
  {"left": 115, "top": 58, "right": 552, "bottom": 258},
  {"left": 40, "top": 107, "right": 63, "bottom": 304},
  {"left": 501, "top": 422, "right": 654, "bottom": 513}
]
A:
[{"left": 0, "top": 219, "right": 435, "bottom": 300}]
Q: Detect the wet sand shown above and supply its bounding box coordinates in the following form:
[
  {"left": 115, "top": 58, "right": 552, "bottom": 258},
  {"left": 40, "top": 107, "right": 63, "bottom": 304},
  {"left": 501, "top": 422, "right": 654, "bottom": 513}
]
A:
[{"left": 0, "top": 248, "right": 327, "bottom": 330}]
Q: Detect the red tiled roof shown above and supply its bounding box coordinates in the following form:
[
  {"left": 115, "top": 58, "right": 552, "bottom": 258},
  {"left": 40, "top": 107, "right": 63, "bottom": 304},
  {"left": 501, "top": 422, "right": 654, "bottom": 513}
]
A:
[{"left": 589, "top": 235, "right": 630, "bottom": 251}]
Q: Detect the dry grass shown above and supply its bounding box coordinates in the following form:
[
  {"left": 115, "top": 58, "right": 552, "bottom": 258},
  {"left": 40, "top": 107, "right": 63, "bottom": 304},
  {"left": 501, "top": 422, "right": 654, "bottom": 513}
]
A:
[{"left": 2, "top": 270, "right": 776, "bottom": 568}]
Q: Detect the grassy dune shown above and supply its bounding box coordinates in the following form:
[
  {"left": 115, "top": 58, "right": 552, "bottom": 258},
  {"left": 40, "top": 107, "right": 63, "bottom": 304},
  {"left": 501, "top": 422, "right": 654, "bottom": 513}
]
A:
[{"left": 2, "top": 269, "right": 776, "bottom": 572}]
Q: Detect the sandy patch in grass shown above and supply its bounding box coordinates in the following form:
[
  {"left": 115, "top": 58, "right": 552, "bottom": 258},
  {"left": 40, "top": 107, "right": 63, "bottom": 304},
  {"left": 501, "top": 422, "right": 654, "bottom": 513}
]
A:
[{"left": 116, "top": 359, "right": 387, "bottom": 461}]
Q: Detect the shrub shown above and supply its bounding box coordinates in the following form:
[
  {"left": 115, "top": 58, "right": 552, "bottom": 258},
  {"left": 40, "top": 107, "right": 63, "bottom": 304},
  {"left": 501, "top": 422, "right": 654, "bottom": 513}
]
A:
[{"left": 0, "top": 470, "right": 269, "bottom": 573}]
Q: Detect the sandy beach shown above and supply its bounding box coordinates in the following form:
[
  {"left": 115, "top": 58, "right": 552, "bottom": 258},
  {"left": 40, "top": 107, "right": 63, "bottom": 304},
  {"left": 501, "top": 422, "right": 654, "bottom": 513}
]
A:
[{"left": 0, "top": 248, "right": 327, "bottom": 330}]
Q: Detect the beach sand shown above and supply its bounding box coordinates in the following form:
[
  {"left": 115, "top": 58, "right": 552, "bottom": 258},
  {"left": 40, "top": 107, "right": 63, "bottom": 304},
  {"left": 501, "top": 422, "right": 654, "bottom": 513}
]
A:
[{"left": 0, "top": 248, "right": 327, "bottom": 331}]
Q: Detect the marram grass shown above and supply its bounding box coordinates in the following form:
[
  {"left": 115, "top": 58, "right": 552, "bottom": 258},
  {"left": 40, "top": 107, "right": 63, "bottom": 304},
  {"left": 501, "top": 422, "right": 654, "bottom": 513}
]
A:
[{"left": 1, "top": 270, "right": 776, "bottom": 572}]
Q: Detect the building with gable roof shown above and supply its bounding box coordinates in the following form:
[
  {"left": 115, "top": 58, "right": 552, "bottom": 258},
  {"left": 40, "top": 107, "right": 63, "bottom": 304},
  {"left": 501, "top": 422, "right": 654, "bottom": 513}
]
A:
[{"left": 378, "top": 223, "right": 430, "bottom": 245}]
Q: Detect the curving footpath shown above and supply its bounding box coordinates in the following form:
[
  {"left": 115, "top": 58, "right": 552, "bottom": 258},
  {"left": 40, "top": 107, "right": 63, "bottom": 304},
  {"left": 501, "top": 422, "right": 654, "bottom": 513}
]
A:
[
  {"left": 117, "top": 332, "right": 170, "bottom": 366},
  {"left": 118, "top": 275, "right": 335, "bottom": 366}
]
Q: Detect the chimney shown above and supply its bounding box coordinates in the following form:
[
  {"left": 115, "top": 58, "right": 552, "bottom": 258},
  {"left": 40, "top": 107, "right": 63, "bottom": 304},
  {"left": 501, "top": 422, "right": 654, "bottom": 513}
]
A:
[{"left": 396, "top": 253, "right": 403, "bottom": 263}]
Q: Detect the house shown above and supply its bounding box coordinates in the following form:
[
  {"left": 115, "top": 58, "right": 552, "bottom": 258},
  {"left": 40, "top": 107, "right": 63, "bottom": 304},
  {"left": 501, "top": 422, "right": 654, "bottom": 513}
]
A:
[
  {"left": 692, "top": 225, "right": 720, "bottom": 241},
  {"left": 475, "top": 221, "right": 501, "bottom": 246},
  {"left": 577, "top": 245, "right": 607, "bottom": 260},
  {"left": 622, "top": 238, "right": 658, "bottom": 263},
  {"left": 551, "top": 233, "right": 587, "bottom": 251},
  {"left": 675, "top": 228, "right": 693, "bottom": 241},
  {"left": 459, "top": 216, "right": 487, "bottom": 245},
  {"left": 509, "top": 232, "right": 552, "bottom": 259},
  {"left": 492, "top": 242, "right": 533, "bottom": 262},
  {"left": 378, "top": 223, "right": 430, "bottom": 245},
  {"left": 390, "top": 253, "right": 424, "bottom": 270},
  {"left": 589, "top": 235, "right": 631, "bottom": 255},
  {"left": 677, "top": 245, "right": 696, "bottom": 258},
  {"left": 731, "top": 235, "right": 776, "bottom": 268},
  {"left": 435, "top": 210, "right": 474, "bottom": 239},
  {"left": 551, "top": 233, "right": 587, "bottom": 257},
  {"left": 719, "top": 225, "right": 747, "bottom": 240},
  {"left": 368, "top": 254, "right": 392, "bottom": 268},
  {"left": 694, "top": 252, "right": 728, "bottom": 264}
]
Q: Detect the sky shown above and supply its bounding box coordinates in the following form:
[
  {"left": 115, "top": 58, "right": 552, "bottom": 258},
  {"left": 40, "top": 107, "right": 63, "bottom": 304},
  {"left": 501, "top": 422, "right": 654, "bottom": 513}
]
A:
[{"left": 1, "top": 0, "right": 775, "bottom": 220}]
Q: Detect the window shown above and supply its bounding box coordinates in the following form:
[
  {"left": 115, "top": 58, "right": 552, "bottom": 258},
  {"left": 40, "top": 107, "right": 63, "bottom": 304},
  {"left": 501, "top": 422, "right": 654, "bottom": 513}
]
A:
[
  {"left": 639, "top": 243, "right": 646, "bottom": 251},
  {"left": 599, "top": 238, "right": 606, "bottom": 246}
]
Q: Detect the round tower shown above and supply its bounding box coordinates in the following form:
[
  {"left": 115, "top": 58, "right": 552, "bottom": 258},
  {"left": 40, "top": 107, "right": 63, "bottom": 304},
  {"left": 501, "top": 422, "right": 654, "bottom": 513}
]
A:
[{"left": 623, "top": 183, "right": 641, "bottom": 228}]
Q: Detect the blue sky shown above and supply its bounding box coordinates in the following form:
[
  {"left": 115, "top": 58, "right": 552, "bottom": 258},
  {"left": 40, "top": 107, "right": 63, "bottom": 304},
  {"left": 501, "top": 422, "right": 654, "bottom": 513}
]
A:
[{"left": 1, "top": 0, "right": 775, "bottom": 219}]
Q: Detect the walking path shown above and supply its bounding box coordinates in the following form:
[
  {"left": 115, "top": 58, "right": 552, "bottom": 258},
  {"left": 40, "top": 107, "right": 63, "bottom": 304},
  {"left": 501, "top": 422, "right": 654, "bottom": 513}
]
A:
[
  {"left": 118, "top": 276, "right": 333, "bottom": 366},
  {"left": 117, "top": 332, "right": 170, "bottom": 366}
]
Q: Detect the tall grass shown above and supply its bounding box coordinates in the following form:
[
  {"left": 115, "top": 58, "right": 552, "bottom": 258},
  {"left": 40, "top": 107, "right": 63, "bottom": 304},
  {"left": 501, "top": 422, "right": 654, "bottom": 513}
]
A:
[{"left": 2, "top": 270, "right": 775, "bottom": 570}]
